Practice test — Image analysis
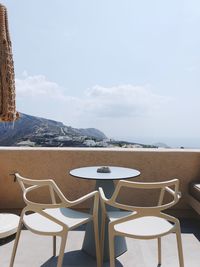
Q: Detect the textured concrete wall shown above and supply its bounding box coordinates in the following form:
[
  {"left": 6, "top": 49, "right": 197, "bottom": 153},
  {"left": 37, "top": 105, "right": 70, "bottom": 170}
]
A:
[{"left": 1, "top": 147, "right": 200, "bottom": 215}]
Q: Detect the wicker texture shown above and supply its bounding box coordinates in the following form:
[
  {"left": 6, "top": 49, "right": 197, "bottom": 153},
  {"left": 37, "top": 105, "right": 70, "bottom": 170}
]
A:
[{"left": 0, "top": 3, "right": 19, "bottom": 121}]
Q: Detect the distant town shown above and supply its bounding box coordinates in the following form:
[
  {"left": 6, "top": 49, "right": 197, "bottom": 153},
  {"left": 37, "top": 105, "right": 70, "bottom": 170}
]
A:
[{"left": 0, "top": 113, "right": 170, "bottom": 148}]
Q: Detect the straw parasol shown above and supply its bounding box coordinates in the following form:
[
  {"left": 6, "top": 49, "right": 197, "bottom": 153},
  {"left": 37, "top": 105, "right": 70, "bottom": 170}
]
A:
[{"left": 0, "top": 3, "right": 19, "bottom": 122}]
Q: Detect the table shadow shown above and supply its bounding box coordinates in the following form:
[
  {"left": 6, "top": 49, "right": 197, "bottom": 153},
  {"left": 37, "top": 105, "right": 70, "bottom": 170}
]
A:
[{"left": 41, "top": 250, "right": 123, "bottom": 267}]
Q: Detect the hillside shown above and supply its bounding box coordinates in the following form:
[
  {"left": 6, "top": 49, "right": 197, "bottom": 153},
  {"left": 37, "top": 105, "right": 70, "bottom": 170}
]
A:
[{"left": 0, "top": 113, "right": 107, "bottom": 147}]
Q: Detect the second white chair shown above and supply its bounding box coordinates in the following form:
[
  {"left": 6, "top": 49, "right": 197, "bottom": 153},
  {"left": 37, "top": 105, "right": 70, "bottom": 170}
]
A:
[{"left": 99, "top": 179, "right": 184, "bottom": 267}]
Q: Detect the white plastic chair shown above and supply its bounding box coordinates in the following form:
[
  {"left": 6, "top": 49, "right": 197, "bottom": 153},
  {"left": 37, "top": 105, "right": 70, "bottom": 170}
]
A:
[
  {"left": 10, "top": 173, "right": 101, "bottom": 267},
  {"left": 0, "top": 213, "right": 19, "bottom": 239},
  {"left": 99, "top": 179, "right": 184, "bottom": 267}
]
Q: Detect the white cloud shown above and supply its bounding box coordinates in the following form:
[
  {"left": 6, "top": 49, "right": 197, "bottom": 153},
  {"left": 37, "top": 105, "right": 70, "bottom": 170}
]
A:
[
  {"left": 15, "top": 73, "right": 82, "bottom": 125},
  {"left": 16, "top": 74, "right": 169, "bottom": 120},
  {"left": 16, "top": 74, "right": 67, "bottom": 99},
  {"left": 15, "top": 73, "right": 171, "bottom": 137},
  {"left": 84, "top": 84, "right": 170, "bottom": 118}
]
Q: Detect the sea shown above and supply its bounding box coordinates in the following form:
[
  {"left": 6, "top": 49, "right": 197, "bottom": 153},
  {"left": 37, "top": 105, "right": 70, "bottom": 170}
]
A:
[{"left": 116, "top": 136, "right": 200, "bottom": 149}]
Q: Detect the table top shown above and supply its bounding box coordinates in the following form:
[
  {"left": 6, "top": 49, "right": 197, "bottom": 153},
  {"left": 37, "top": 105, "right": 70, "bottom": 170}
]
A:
[
  {"left": 70, "top": 166, "right": 140, "bottom": 180},
  {"left": 0, "top": 213, "right": 19, "bottom": 238}
]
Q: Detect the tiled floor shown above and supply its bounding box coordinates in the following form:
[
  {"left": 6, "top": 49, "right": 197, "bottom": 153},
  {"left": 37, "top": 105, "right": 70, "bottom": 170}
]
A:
[{"left": 1, "top": 219, "right": 200, "bottom": 267}]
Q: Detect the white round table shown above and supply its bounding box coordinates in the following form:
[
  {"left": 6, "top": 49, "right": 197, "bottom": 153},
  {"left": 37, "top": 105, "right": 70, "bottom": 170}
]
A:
[
  {"left": 0, "top": 213, "right": 19, "bottom": 239},
  {"left": 70, "top": 166, "right": 140, "bottom": 261}
]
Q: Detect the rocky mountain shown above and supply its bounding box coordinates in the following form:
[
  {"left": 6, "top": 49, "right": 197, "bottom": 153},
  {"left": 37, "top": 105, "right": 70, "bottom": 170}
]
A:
[{"left": 0, "top": 113, "right": 107, "bottom": 147}]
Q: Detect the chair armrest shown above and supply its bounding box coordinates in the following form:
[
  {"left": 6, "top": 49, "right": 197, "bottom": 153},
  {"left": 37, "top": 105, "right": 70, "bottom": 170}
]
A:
[
  {"left": 69, "top": 191, "right": 99, "bottom": 206},
  {"left": 99, "top": 187, "right": 109, "bottom": 202},
  {"left": 68, "top": 191, "right": 99, "bottom": 217},
  {"left": 99, "top": 187, "right": 108, "bottom": 214},
  {"left": 165, "top": 186, "right": 181, "bottom": 203},
  {"left": 178, "top": 191, "right": 182, "bottom": 199}
]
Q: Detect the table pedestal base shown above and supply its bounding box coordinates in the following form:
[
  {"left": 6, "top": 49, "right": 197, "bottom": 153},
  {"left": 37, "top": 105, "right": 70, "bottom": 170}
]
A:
[{"left": 82, "top": 180, "right": 127, "bottom": 261}]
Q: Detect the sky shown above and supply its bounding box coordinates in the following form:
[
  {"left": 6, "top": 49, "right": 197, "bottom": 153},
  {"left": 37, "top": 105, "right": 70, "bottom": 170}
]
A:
[{"left": 2, "top": 0, "right": 200, "bottom": 147}]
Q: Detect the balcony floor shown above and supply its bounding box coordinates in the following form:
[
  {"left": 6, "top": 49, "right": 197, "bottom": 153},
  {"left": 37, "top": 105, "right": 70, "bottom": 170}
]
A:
[{"left": 1, "top": 219, "right": 200, "bottom": 267}]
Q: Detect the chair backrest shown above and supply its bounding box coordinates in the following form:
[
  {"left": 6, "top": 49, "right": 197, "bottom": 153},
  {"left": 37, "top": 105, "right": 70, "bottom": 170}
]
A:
[
  {"left": 14, "top": 173, "right": 70, "bottom": 211},
  {"left": 106, "top": 179, "right": 180, "bottom": 216}
]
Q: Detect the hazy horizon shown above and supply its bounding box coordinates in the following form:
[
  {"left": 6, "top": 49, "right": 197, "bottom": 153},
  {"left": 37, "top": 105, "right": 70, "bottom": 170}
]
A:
[
  {"left": 2, "top": 0, "right": 200, "bottom": 148},
  {"left": 16, "top": 111, "right": 200, "bottom": 149}
]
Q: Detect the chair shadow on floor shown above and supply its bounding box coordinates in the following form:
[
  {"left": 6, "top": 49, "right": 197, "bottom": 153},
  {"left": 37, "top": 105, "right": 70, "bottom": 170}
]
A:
[
  {"left": 180, "top": 218, "right": 200, "bottom": 241},
  {"left": 0, "top": 233, "right": 16, "bottom": 246},
  {"left": 41, "top": 250, "right": 123, "bottom": 267}
]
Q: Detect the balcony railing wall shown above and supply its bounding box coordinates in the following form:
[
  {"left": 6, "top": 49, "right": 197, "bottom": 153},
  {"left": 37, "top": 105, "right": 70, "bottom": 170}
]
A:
[{"left": 0, "top": 147, "right": 199, "bottom": 216}]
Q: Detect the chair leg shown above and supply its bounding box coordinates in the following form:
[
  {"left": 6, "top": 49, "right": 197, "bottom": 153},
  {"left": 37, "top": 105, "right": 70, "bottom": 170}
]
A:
[
  {"left": 53, "top": 236, "right": 56, "bottom": 256},
  {"left": 175, "top": 225, "right": 184, "bottom": 267},
  {"left": 93, "top": 217, "right": 101, "bottom": 267},
  {"left": 109, "top": 225, "right": 115, "bottom": 267},
  {"left": 9, "top": 219, "right": 23, "bottom": 267},
  {"left": 100, "top": 212, "right": 106, "bottom": 265},
  {"left": 56, "top": 232, "right": 68, "bottom": 267},
  {"left": 157, "top": 237, "right": 161, "bottom": 265}
]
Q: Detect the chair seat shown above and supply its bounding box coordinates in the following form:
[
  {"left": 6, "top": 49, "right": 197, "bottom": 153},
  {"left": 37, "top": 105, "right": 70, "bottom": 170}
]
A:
[
  {"left": 23, "top": 208, "right": 91, "bottom": 234},
  {"left": 107, "top": 211, "right": 135, "bottom": 222},
  {"left": 0, "top": 213, "right": 20, "bottom": 238},
  {"left": 114, "top": 216, "right": 174, "bottom": 238}
]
